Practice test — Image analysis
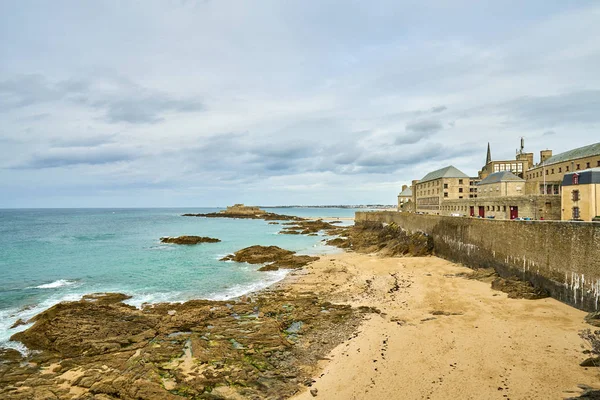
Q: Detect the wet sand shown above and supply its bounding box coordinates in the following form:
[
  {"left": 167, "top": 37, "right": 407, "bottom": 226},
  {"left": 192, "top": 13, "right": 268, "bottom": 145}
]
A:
[{"left": 282, "top": 252, "right": 597, "bottom": 400}]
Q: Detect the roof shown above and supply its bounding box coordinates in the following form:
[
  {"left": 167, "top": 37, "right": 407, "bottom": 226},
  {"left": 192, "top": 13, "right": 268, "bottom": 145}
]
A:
[
  {"left": 398, "top": 187, "right": 412, "bottom": 197},
  {"left": 541, "top": 142, "right": 600, "bottom": 167},
  {"left": 562, "top": 168, "right": 600, "bottom": 186},
  {"left": 419, "top": 165, "right": 469, "bottom": 183},
  {"left": 477, "top": 171, "right": 524, "bottom": 186}
]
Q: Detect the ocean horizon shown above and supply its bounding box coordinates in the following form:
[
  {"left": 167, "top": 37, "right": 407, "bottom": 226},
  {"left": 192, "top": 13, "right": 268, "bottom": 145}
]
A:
[{"left": 0, "top": 207, "right": 358, "bottom": 352}]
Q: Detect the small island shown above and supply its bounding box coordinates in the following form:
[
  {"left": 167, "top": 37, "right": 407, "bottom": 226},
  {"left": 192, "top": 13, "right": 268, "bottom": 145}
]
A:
[
  {"left": 160, "top": 236, "right": 221, "bottom": 245},
  {"left": 183, "top": 204, "right": 304, "bottom": 221}
]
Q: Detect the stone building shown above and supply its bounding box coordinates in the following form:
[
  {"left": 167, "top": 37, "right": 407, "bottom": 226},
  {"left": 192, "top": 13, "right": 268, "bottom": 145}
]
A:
[
  {"left": 561, "top": 168, "right": 600, "bottom": 221},
  {"left": 412, "top": 166, "right": 471, "bottom": 214},
  {"left": 477, "top": 171, "right": 525, "bottom": 198},
  {"left": 478, "top": 139, "right": 534, "bottom": 180},
  {"left": 525, "top": 142, "right": 600, "bottom": 196},
  {"left": 440, "top": 195, "right": 561, "bottom": 220},
  {"left": 397, "top": 185, "right": 413, "bottom": 211}
]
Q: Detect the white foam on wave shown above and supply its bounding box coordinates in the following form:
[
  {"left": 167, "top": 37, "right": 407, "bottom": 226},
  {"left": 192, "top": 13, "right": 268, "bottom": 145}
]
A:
[
  {"left": 206, "top": 269, "right": 289, "bottom": 301},
  {"left": 33, "top": 279, "right": 77, "bottom": 289},
  {"left": 124, "top": 291, "right": 185, "bottom": 309}
]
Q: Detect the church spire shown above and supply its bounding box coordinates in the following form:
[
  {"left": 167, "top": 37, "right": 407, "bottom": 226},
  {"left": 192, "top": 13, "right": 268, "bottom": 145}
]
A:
[{"left": 486, "top": 142, "right": 492, "bottom": 165}]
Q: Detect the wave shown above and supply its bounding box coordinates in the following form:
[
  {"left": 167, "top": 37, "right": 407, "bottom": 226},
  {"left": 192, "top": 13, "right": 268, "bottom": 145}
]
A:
[{"left": 33, "top": 279, "right": 77, "bottom": 289}]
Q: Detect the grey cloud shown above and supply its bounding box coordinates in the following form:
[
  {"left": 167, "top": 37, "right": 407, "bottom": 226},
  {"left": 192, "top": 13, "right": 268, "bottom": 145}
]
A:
[
  {"left": 431, "top": 105, "right": 447, "bottom": 113},
  {"left": 406, "top": 119, "right": 444, "bottom": 134},
  {"left": 395, "top": 118, "right": 444, "bottom": 145},
  {"left": 13, "top": 146, "right": 135, "bottom": 169},
  {"left": 498, "top": 90, "right": 600, "bottom": 128},
  {"left": 543, "top": 130, "right": 556, "bottom": 136},
  {"left": 51, "top": 134, "right": 117, "bottom": 148},
  {"left": 0, "top": 74, "right": 203, "bottom": 124}
]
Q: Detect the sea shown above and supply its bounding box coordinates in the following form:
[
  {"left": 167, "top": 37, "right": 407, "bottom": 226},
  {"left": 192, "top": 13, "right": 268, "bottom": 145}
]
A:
[{"left": 0, "top": 207, "right": 358, "bottom": 352}]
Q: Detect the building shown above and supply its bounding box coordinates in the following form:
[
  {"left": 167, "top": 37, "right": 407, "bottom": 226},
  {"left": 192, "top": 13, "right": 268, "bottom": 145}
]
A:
[
  {"left": 478, "top": 139, "right": 534, "bottom": 180},
  {"left": 561, "top": 168, "right": 600, "bottom": 221},
  {"left": 477, "top": 171, "right": 525, "bottom": 198},
  {"left": 525, "top": 142, "right": 600, "bottom": 196},
  {"left": 440, "top": 196, "right": 560, "bottom": 220},
  {"left": 413, "top": 166, "right": 471, "bottom": 214},
  {"left": 397, "top": 185, "right": 413, "bottom": 211}
]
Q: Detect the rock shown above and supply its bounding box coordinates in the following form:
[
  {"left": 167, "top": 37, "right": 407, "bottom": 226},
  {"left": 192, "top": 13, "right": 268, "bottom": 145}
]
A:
[
  {"left": 325, "top": 222, "right": 433, "bottom": 257},
  {"left": 310, "top": 388, "right": 319, "bottom": 396},
  {"left": 160, "top": 236, "right": 220, "bottom": 245},
  {"left": 9, "top": 319, "right": 27, "bottom": 329},
  {"left": 581, "top": 357, "right": 600, "bottom": 367},
  {"left": 490, "top": 277, "right": 549, "bottom": 300},
  {"left": 585, "top": 312, "right": 600, "bottom": 327},
  {"left": 1, "top": 284, "right": 363, "bottom": 400},
  {"left": 183, "top": 204, "right": 304, "bottom": 221},
  {"left": 221, "top": 246, "right": 319, "bottom": 271}
]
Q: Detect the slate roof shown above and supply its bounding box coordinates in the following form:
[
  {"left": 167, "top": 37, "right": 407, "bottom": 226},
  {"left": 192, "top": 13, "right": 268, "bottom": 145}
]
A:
[
  {"left": 398, "top": 187, "right": 412, "bottom": 197},
  {"left": 477, "top": 171, "right": 524, "bottom": 186},
  {"left": 541, "top": 142, "right": 600, "bottom": 167},
  {"left": 419, "top": 166, "right": 469, "bottom": 183},
  {"left": 562, "top": 168, "right": 600, "bottom": 186}
]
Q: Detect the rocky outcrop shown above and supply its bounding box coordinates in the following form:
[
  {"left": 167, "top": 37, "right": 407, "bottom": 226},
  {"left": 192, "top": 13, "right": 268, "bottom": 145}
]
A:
[
  {"left": 325, "top": 221, "right": 433, "bottom": 257},
  {"left": 160, "top": 236, "right": 221, "bottom": 245},
  {"left": 279, "top": 219, "right": 341, "bottom": 235},
  {"left": 490, "top": 277, "right": 549, "bottom": 300},
  {"left": 1, "top": 292, "right": 367, "bottom": 400},
  {"left": 220, "top": 245, "right": 319, "bottom": 271},
  {"left": 183, "top": 204, "right": 304, "bottom": 221}
]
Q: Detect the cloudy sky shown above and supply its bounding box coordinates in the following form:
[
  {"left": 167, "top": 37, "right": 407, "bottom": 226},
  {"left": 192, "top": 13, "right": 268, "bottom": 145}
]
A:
[{"left": 1, "top": 1, "right": 599, "bottom": 207}]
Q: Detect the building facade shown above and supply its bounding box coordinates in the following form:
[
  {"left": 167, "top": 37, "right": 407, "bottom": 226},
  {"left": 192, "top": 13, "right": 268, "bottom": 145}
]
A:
[
  {"left": 413, "top": 166, "right": 471, "bottom": 214},
  {"left": 397, "top": 185, "right": 413, "bottom": 211},
  {"left": 478, "top": 139, "right": 533, "bottom": 180},
  {"left": 525, "top": 143, "right": 600, "bottom": 196},
  {"left": 561, "top": 168, "right": 600, "bottom": 221},
  {"left": 477, "top": 171, "right": 525, "bottom": 198}
]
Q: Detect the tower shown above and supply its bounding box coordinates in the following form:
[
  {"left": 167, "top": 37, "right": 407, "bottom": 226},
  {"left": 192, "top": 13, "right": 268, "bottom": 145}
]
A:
[{"left": 486, "top": 143, "right": 492, "bottom": 165}]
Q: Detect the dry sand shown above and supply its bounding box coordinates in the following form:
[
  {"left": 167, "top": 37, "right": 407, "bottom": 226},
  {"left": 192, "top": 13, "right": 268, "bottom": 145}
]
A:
[{"left": 279, "top": 252, "right": 598, "bottom": 400}]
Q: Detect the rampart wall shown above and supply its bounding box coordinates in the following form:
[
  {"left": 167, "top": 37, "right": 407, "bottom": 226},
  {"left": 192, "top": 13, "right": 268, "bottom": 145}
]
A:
[{"left": 356, "top": 211, "right": 600, "bottom": 311}]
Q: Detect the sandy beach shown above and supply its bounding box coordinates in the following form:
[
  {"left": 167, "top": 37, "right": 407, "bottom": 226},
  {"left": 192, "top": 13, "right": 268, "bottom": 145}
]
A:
[{"left": 283, "top": 252, "right": 597, "bottom": 400}]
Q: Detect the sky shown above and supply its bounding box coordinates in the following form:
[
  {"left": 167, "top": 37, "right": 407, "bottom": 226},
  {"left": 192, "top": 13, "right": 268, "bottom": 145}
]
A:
[{"left": 1, "top": 0, "right": 599, "bottom": 208}]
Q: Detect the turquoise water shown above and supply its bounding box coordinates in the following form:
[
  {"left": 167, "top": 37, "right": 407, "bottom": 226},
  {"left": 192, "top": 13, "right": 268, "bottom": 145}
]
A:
[{"left": 0, "top": 207, "right": 357, "bottom": 351}]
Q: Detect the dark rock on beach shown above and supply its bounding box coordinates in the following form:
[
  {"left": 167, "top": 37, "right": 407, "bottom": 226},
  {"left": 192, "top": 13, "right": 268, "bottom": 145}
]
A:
[
  {"left": 324, "top": 221, "right": 433, "bottom": 257},
  {"left": 490, "top": 277, "right": 550, "bottom": 300},
  {"left": 1, "top": 290, "right": 368, "bottom": 400},
  {"left": 221, "top": 245, "right": 319, "bottom": 271},
  {"left": 160, "top": 236, "right": 221, "bottom": 245}
]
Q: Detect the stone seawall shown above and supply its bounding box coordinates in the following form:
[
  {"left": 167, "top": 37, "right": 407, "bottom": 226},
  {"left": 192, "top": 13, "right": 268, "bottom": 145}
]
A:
[{"left": 356, "top": 211, "right": 600, "bottom": 311}]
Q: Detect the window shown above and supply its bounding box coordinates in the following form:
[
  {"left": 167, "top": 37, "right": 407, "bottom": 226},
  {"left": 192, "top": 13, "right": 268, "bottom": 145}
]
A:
[
  {"left": 503, "top": 206, "right": 507, "bottom": 212},
  {"left": 551, "top": 168, "right": 554, "bottom": 174},
  {"left": 572, "top": 190, "right": 579, "bottom": 201},
  {"left": 444, "top": 192, "right": 448, "bottom": 198},
  {"left": 587, "top": 162, "right": 591, "bottom": 168},
  {"left": 459, "top": 179, "right": 463, "bottom": 184},
  {"left": 546, "top": 170, "right": 549, "bottom": 175},
  {"left": 487, "top": 206, "right": 490, "bottom": 211},
  {"left": 566, "top": 166, "right": 569, "bottom": 172},
  {"left": 558, "top": 167, "right": 562, "bottom": 173},
  {"left": 576, "top": 164, "right": 580, "bottom": 170},
  {"left": 572, "top": 207, "right": 580, "bottom": 220},
  {"left": 444, "top": 183, "right": 448, "bottom": 189},
  {"left": 459, "top": 188, "right": 463, "bottom": 193},
  {"left": 573, "top": 174, "right": 579, "bottom": 185},
  {"left": 459, "top": 196, "right": 463, "bottom": 199},
  {"left": 597, "top": 160, "right": 600, "bottom": 167}
]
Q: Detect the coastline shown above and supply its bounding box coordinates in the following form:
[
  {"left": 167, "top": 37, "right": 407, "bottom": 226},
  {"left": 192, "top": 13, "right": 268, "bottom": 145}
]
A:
[{"left": 2, "top": 229, "right": 598, "bottom": 398}]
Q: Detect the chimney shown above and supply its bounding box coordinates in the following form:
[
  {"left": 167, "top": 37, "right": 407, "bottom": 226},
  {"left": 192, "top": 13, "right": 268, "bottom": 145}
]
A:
[{"left": 540, "top": 150, "right": 553, "bottom": 164}]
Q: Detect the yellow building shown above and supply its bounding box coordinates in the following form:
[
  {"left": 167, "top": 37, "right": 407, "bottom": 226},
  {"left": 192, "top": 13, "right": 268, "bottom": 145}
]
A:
[
  {"left": 397, "top": 185, "right": 413, "bottom": 211},
  {"left": 477, "top": 171, "right": 525, "bottom": 198},
  {"left": 525, "top": 142, "right": 600, "bottom": 195},
  {"left": 478, "top": 140, "right": 533, "bottom": 180},
  {"left": 561, "top": 168, "right": 600, "bottom": 221},
  {"left": 413, "top": 166, "right": 471, "bottom": 214}
]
